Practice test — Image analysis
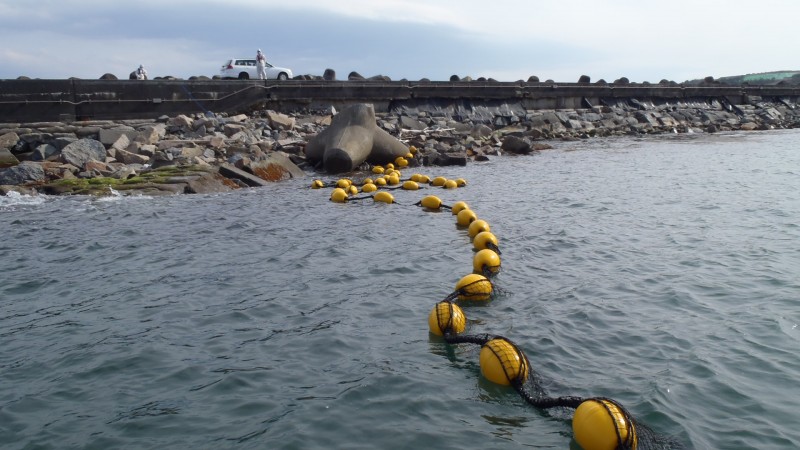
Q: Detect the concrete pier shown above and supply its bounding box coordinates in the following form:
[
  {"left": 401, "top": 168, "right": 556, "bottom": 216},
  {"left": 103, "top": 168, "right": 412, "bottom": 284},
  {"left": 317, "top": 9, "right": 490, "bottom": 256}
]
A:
[{"left": 1, "top": 78, "right": 799, "bottom": 122}]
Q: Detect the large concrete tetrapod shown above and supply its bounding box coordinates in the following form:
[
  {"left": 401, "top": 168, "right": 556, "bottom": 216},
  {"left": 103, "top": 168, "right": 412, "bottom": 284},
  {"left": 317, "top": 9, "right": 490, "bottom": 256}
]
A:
[{"left": 305, "top": 104, "right": 409, "bottom": 173}]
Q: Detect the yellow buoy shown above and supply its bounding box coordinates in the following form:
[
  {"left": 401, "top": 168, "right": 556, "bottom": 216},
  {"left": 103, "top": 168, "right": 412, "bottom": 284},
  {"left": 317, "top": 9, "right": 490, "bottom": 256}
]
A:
[
  {"left": 443, "top": 179, "right": 458, "bottom": 189},
  {"left": 431, "top": 176, "right": 447, "bottom": 187},
  {"left": 395, "top": 156, "right": 409, "bottom": 168},
  {"left": 372, "top": 166, "right": 385, "bottom": 174},
  {"left": 348, "top": 185, "right": 359, "bottom": 195},
  {"left": 451, "top": 201, "right": 469, "bottom": 215},
  {"left": 402, "top": 180, "right": 420, "bottom": 190},
  {"left": 455, "top": 273, "right": 493, "bottom": 302},
  {"left": 362, "top": 183, "right": 378, "bottom": 193},
  {"left": 456, "top": 209, "right": 478, "bottom": 227},
  {"left": 420, "top": 195, "right": 443, "bottom": 210},
  {"left": 427, "top": 302, "right": 466, "bottom": 336},
  {"left": 373, "top": 191, "right": 394, "bottom": 204},
  {"left": 374, "top": 177, "right": 387, "bottom": 186},
  {"left": 311, "top": 179, "right": 325, "bottom": 189},
  {"left": 385, "top": 163, "right": 395, "bottom": 170},
  {"left": 573, "top": 399, "right": 638, "bottom": 450},
  {"left": 336, "top": 179, "right": 352, "bottom": 189},
  {"left": 386, "top": 174, "right": 401, "bottom": 185},
  {"left": 405, "top": 152, "right": 414, "bottom": 159},
  {"left": 408, "top": 145, "right": 418, "bottom": 155},
  {"left": 468, "top": 219, "right": 491, "bottom": 238},
  {"left": 362, "top": 178, "right": 374, "bottom": 185},
  {"left": 479, "top": 338, "right": 529, "bottom": 386},
  {"left": 473, "top": 249, "right": 500, "bottom": 275},
  {"left": 330, "top": 188, "right": 348, "bottom": 203},
  {"left": 473, "top": 231, "right": 499, "bottom": 252},
  {"left": 455, "top": 178, "right": 467, "bottom": 187}
]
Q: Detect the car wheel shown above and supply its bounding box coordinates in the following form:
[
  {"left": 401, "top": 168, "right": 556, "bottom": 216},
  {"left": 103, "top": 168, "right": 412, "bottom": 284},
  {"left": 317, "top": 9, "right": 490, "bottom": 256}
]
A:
[
  {"left": 238, "top": 72, "right": 249, "bottom": 80},
  {"left": 278, "top": 73, "right": 288, "bottom": 81}
]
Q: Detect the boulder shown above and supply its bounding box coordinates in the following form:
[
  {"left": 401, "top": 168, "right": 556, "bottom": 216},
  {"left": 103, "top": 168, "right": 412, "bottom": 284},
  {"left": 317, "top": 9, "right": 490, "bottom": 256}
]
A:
[
  {"left": 185, "top": 172, "right": 236, "bottom": 194},
  {"left": 60, "top": 138, "right": 107, "bottom": 168},
  {"left": 0, "top": 132, "right": 20, "bottom": 150},
  {"left": 266, "top": 111, "right": 296, "bottom": 131},
  {"left": 99, "top": 127, "right": 137, "bottom": 145},
  {"left": 30, "top": 144, "right": 59, "bottom": 161},
  {"left": 248, "top": 151, "right": 305, "bottom": 181},
  {"left": 218, "top": 163, "right": 269, "bottom": 187},
  {"left": 0, "top": 148, "right": 19, "bottom": 168},
  {"left": 501, "top": 135, "right": 532, "bottom": 154},
  {"left": 0, "top": 161, "right": 45, "bottom": 184}
]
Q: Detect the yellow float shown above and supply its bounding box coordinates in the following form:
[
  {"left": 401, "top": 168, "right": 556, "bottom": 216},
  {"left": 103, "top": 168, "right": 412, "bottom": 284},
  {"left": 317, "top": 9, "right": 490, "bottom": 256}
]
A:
[
  {"left": 573, "top": 399, "right": 638, "bottom": 450},
  {"left": 456, "top": 209, "right": 478, "bottom": 227},
  {"left": 428, "top": 301, "right": 466, "bottom": 336},
  {"left": 468, "top": 219, "right": 490, "bottom": 239},
  {"left": 473, "top": 249, "right": 500, "bottom": 275},
  {"left": 330, "top": 188, "right": 348, "bottom": 203},
  {"left": 479, "top": 338, "right": 529, "bottom": 385},
  {"left": 473, "top": 231, "right": 499, "bottom": 252},
  {"left": 455, "top": 273, "right": 493, "bottom": 302},
  {"left": 451, "top": 201, "right": 469, "bottom": 215},
  {"left": 373, "top": 191, "right": 395, "bottom": 204}
]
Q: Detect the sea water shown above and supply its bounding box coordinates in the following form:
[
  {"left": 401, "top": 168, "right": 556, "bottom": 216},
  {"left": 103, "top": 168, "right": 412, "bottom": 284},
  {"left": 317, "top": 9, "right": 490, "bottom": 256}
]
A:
[{"left": 1, "top": 130, "right": 799, "bottom": 449}]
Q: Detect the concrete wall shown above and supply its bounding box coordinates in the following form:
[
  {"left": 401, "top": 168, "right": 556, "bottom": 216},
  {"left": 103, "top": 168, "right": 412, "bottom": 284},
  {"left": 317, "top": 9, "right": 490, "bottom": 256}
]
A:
[{"left": 1, "top": 79, "right": 799, "bottom": 122}]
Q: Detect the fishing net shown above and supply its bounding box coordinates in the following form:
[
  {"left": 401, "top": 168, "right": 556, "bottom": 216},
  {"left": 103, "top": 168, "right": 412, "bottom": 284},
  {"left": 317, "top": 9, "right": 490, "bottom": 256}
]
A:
[{"left": 442, "top": 332, "right": 686, "bottom": 450}]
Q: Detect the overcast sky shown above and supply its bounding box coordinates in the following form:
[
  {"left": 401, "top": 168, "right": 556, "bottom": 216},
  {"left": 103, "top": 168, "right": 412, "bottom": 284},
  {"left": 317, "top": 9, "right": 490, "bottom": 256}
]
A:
[{"left": 1, "top": 0, "right": 797, "bottom": 82}]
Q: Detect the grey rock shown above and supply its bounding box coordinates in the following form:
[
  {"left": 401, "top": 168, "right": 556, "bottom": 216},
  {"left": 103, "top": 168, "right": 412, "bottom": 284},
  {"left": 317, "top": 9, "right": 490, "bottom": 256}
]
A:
[
  {"left": 0, "top": 148, "right": 19, "bottom": 167},
  {"left": 0, "top": 161, "right": 45, "bottom": 184},
  {"left": 31, "top": 144, "right": 59, "bottom": 161},
  {"left": 61, "top": 138, "right": 107, "bottom": 168}
]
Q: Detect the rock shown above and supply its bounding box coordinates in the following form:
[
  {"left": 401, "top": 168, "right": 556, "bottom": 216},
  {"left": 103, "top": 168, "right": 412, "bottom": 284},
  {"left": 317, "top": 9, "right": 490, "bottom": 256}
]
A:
[
  {"left": 185, "top": 172, "right": 236, "bottom": 194},
  {"left": 60, "top": 138, "right": 107, "bottom": 168},
  {"left": 218, "top": 163, "right": 269, "bottom": 187},
  {"left": 501, "top": 135, "right": 532, "bottom": 154},
  {"left": 30, "top": 144, "right": 59, "bottom": 161},
  {"left": 266, "top": 111, "right": 295, "bottom": 130},
  {"left": 115, "top": 148, "right": 151, "bottom": 165},
  {"left": 99, "top": 127, "right": 137, "bottom": 145},
  {"left": 99, "top": 73, "right": 118, "bottom": 80},
  {"left": 400, "top": 116, "right": 427, "bottom": 131},
  {"left": 0, "top": 132, "right": 19, "bottom": 150},
  {"left": 111, "top": 134, "right": 131, "bottom": 152},
  {"left": 248, "top": 151, "right": 305, "bottom": 181},
  {"left": 740, "top": 122, "right": 758, "bottom": 131},
  {"left": 323, "top": 68, "right": 336, "bottom": 81},
  {"left": 0, "top": 161, "right": 45, "bottom": 184},
  {"left": 0, "top": 148, "right": 19, "bottom": 168}
]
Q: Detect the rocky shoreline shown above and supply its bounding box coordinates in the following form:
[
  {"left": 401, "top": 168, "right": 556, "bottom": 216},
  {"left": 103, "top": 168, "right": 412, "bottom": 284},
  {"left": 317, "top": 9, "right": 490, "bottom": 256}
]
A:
[{"left": 1, "top": 96, "right": 798, "bottom": 196}]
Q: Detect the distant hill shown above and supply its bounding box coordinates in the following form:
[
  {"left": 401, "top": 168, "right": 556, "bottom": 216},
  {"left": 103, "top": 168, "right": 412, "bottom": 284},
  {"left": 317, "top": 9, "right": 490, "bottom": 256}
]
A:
[{"left": 685, "top": 70, "right": 800, "bottom": 86}]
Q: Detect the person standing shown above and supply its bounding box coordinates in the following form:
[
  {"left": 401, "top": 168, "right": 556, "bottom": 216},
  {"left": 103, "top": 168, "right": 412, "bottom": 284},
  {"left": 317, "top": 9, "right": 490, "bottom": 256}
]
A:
[
  {"left": 136, "top": 65, "right": 148, "bottom": 80},
  {"left": 256, "top": 49, "right": 266, "bottom": 80}
]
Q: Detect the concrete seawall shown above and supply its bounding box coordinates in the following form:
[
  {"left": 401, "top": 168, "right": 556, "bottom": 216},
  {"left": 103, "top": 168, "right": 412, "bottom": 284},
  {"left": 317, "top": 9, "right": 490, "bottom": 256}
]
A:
[{"left": 2, "top": 79, "right": 799, "bottom": 122}]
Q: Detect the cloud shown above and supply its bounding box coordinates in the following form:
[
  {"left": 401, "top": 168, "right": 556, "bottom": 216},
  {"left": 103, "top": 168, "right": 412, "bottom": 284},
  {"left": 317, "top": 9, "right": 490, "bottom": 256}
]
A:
[{"left": 1, "top": 0, "right": 798, "bottom": 81}]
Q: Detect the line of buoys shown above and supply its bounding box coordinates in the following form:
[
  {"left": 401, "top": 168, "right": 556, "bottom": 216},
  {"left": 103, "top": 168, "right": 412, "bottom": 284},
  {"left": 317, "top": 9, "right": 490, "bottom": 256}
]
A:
[
  {"left": 315, "top": 154, "right": 675, "bottom": 450},
  {"left": 416, "top": 195, "right": 675, "bottom": 450}
]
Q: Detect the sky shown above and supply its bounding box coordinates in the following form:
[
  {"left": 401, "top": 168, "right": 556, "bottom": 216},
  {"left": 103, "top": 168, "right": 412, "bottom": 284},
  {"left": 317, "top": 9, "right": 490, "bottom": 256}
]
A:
[{"left": 1, "top": 0, "right": 797, "bottom": 83}]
